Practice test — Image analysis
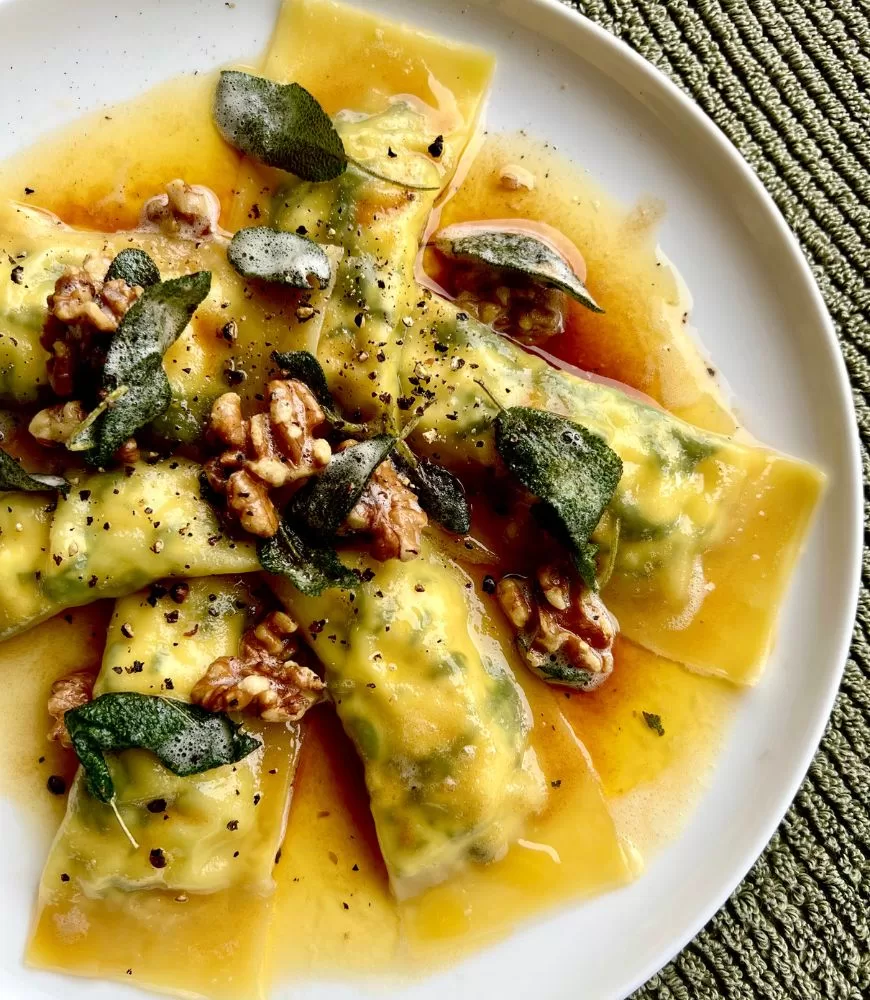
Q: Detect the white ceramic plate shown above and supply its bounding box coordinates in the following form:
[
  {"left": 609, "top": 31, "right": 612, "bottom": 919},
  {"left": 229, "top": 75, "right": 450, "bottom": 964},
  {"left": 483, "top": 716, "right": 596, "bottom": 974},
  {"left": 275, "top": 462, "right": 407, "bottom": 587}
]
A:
[{"left": 0, "top": 1, "right": 861, "bottom": 998}]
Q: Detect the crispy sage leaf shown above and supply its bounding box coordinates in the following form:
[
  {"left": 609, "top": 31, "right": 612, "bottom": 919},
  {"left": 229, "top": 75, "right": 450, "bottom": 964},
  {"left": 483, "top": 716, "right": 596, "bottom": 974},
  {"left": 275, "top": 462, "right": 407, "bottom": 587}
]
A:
[
  {"left": 214, "top": 71, "right": 346, "bottom": 182},
  {"left": 0, "top": 448, "right": 69, "bottom": 494},
  {"left": 71, "top": 272, "right": 211, "bottom": 466},
  {"left": 105, "top": 272, "right": 211, "bottom": 374},
  {"left": 288, "top": 435, "right": 397, "bottom": 539},
  {"left": 259, "top": 520, "right": 357, "bottom": 596},
  {"left": 262, "top": 437, "right": 396, "bottom": 594},
  {"left": 494, "top": 406, "right": 622, "bottom": 588},
  {"left": 434, "top": 226, "right": 603, "bottom": 313},
  {"left": 394, "top": 453, "right": 470, "bottom": 534},
  {"left": 104, "top": 248, "right": 160, "bottom": 288},
  {"left": 65, "top": 692, "right": 261, "bottom": 803},
  {"left": 228, "top": 227, "right": 332, "bottom": 289}
]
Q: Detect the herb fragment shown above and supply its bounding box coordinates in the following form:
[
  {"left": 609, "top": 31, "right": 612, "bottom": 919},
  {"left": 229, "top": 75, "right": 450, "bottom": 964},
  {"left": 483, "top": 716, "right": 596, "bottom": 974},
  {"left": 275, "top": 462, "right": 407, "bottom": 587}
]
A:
[
  {"left": 104, "top": 248, "right": 160, "bottom": 288},
  {"left": 642, "top": 711, "right": 665, "bottom": 737},
  {"left": 0, "top": 448, "right": 69, "bottom": 494},
  {"left": 69, "top": 272, "right": 211, "bottom": 466},
  {"left": 493, "top": 405, "right": 622, "bottom": 588},
  {"left": 272, "top": 350, "right": 332, "bottom": 409},
  {"left": 435, "top": 226, "right": 602, "bottom": 313},
  {"left": 214, "top": 71, "right": 346, "bottom": 182},
  {"left": 227, "top": 227, "right": 332, "bottom": 288},
  {"left": 65, "top": 692, "right": 260, "bottom": 802}
]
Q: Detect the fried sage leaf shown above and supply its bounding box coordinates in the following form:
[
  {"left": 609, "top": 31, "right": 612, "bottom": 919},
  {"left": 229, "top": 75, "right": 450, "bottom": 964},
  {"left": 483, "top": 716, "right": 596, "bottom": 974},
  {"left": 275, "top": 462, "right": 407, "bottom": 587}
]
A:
[
  {"left": 0, "top": 448, "right": 69, "bottom": 494},
  {"left": 259, "top": 432, "right": 396, "bottom": 595},
  {"left": 65, "top": 692, "right": 261, "bottom": 803},
  {"left": 259, "top": 520, "right": 357, "bottom": 596},
  {"left": 289, "top": 435, "right": 398, "bottom": 538},
  {"left": 104, "top": 248, "right": 160, "bottom": 288},
  {"left": 214, "top": 70, "right": 346, "bottom": 182},
  {"left": 494, "top": 406, "right": 622, "bottom": 588},
  {"left": 228, "top": 227, "right": 332, "bottom": 289},
  {"left": 394, "top": 452, "right": 470, "bottom": 535},
  {"left": 434, "top": 226, "right": 602, "bottom": 314},
  {"left": 70, "top": 271, "right": 211, "bottom": 466}
]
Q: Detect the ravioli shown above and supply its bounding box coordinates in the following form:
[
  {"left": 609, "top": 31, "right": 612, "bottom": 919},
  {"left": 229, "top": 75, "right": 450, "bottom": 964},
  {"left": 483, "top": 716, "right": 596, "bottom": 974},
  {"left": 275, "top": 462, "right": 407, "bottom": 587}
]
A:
[
  {"left": 0, "top": 458, "right": 259, "bottom": 640},
  {"left": 30, "top": 578, "right": 300, "bottom": 1000},
  {"left": 399, "top": 299, "right": 824, "bottom": 684},
  {"left": 271, "top": 541, "right": 547, "bottom": 899}
]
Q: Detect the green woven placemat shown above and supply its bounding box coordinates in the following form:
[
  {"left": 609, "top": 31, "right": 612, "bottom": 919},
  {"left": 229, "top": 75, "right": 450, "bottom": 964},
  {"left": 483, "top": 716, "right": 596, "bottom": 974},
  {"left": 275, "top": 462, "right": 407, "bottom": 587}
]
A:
[{"left": 558, "top": 2, "right": 869, "bottom": 997}]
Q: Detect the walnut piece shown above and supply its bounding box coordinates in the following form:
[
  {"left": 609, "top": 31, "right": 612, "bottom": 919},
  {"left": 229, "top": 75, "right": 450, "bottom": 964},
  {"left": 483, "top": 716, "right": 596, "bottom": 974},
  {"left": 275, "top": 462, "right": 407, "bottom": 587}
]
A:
[
  {"left": 204, "top": 380, "right": 332, "bottom": 538},
  {"left": 47, "top": 668, "right": 96, "bottom": 747},
  {"left": 28, "top": 400, "right": 87, "bottom": 446},
  {"left": 226, "top": 468, "right": 279, "bottom": 537},
  {"left": 498, "top": 163, "right": 536, "bottom": 191},
  {"left": 496, "top": 564, "right": 618, "bottom": 690},
  {"left": 141, "top": 179, "right": 222, "bottom": 240},
  {"left": 455, "top": 278, "right": 565, "bottom": 345},
  {"left": 41, "top": 254, "right": 142, "bottom": 398},
  {"left": 342, "top": 455, "right": 428, "bottom": 561},
  {"left": 191, "top": 610, "right": 325, "bottom": 722}
]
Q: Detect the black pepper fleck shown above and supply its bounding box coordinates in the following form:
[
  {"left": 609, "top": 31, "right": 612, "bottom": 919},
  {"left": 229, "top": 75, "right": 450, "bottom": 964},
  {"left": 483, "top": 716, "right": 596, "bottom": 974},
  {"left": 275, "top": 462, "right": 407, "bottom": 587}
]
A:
[
  {"left": 149, "top": 848, "right": 167, "bottom": 869},
  {"left": 47, "top": 775, "right": 66, "bottom": 795}
]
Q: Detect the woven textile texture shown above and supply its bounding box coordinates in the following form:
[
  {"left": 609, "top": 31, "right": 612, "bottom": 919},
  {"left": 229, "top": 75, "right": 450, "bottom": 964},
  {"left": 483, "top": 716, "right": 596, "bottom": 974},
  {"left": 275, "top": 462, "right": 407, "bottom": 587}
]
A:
[{"left": 558, "top": 2, "right": 869, "bottom": 998}]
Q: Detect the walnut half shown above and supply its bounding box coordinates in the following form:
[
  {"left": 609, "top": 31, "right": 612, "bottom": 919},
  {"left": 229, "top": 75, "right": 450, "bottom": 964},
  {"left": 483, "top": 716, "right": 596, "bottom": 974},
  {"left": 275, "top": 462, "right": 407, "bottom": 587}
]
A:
[
  {"left": 140, "top": 179, "right": 223, "bottom": 240},
  {"left": 47, "top": 668, "right": 96, "bottom": 747},
  {"left": 191, "top": 610, "right": 325, "bottom": 723},
  {"left": 204, "top": 380, "right": 332, "bottom": 538},
  {"left": 496, "top": 564, "right": 618, "bottom": 690},
  {"left": 28, "top": 401, "right": 88, "bottom": 447}
]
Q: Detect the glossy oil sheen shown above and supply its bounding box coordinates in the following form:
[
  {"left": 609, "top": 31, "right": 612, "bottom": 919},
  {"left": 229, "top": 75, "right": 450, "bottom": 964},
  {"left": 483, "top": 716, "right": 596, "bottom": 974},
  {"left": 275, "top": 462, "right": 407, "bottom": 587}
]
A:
[{"left": 0, "top": 63, "right": 738, "bottom": 994}]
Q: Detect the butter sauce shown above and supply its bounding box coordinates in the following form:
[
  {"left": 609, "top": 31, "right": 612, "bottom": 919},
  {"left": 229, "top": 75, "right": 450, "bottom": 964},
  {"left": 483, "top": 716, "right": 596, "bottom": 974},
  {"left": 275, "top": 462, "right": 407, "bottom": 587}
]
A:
[{"left": 0, "top": 49, "right": 737, "bottom": 998}]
